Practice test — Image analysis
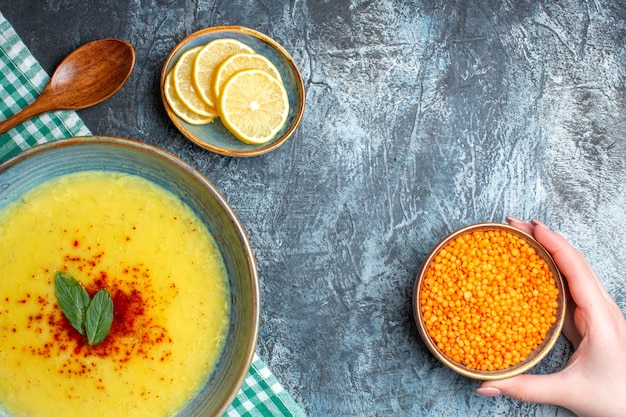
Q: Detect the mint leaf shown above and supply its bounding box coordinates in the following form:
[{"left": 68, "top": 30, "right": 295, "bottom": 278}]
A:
[
  {"left": 55, "top": 272, "right": 90, "bottom": 335},
  {"left": 55, "top": 272, "right": 114, "bottom": 345},
  {"left": 85, "top": 289, "right": 114, "bottom": 345}
]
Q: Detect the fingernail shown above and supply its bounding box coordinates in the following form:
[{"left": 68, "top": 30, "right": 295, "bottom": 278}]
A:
[
  {"left": 530, "top": 219, "right": 550, "bottom": 229},
  {"left": 505, "top": 216, "right": 524, "bottom": 224},
  {"left": 476, "top": 387, "right": 501, "bottom": 397}
]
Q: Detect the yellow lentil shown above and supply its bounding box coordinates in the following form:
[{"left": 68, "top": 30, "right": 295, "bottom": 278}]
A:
[{"left": 420, "top": 230, "right": 560, "bottom": 371}]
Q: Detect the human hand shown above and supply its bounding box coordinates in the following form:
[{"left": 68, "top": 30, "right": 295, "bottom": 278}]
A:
[{"left": 476, "top": 217, "right": 626, "bottom": 417}]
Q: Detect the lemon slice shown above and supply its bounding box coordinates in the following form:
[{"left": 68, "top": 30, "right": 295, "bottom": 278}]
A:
[
  {"left": 172, "top": 47, "right": 218, "bottom": 117},
  {"left": 164, "top": 72, "right": 215, "bottom": 125},
  {"left": 212, "top": 52, "right": 282, "bottom": 100},
  {"left": 218, "top": 69, "right": 289, "bottom": 144},
  {"left": 193, "top": 38, "right": 254, "bottom": 108}
]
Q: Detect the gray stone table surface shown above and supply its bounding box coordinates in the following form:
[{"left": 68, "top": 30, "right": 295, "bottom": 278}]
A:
[{"left": 2, "top": 1, "right": 625, "bottom": 416}]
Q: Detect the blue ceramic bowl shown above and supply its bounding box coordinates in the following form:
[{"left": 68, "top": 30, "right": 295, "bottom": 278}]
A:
[
  {"left": 0, "top": 136, "right": 260, "bottom": 415},
  {"left": 161, "top": 26, "right": 306, "bottom": 157}
]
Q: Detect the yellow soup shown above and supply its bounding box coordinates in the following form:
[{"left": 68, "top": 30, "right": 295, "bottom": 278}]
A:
[{"left": 0, "top": 171, "right": 229, "bottom": 417}]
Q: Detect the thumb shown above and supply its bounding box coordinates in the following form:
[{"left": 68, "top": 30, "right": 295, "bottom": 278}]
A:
[{"left": 477, "top": 373, "right": 568, "bottom": 405}]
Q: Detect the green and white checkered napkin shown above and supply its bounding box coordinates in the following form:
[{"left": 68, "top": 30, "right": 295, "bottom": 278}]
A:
[{"left": 0, "top": 10, "right": 304, "bottom": 417}]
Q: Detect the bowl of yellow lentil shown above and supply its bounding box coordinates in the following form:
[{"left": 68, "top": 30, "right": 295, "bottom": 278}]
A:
[{"left": 414, "top": 222, "right": 566, "bottom": 380}]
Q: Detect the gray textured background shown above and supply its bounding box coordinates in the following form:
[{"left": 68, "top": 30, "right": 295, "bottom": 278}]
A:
[{"left": 3, "top": 1, "right": 625, "bottom": 416}]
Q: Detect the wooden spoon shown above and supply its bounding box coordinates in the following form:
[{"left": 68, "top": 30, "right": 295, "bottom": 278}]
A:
[{"left": 0, "top": 38, "right": 135, "bottom": 135}]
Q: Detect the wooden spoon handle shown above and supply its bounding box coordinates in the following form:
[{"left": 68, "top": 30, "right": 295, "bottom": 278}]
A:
[{"left": 0, "top": 88, "right": 56, "bottom": 135}]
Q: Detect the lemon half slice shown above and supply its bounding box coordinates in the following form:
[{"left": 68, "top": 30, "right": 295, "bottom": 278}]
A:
[
  {"left": 213, "top": 52, "right": 282, "bottom": 100},
  {"left": 193, "top": 38, "right": 254, "bottom": 108},
  {"left": 218, "top": 69, "right": 289, "bottom": 144},
  {"left": 164, "top": 72, "right": 215, "bottom": 125},
  {"left": 172, "top": 47, "right": 218, "bottom": 117}
]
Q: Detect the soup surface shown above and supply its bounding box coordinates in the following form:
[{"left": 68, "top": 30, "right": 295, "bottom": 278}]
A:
[{"left": 0, "top": 171, "right": 229, "bottom": 417}]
